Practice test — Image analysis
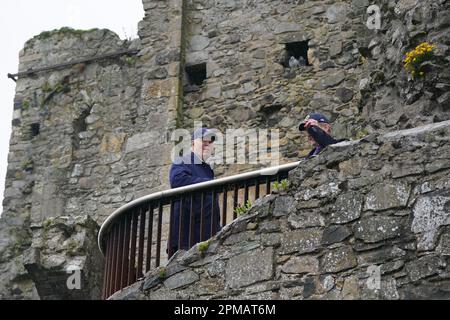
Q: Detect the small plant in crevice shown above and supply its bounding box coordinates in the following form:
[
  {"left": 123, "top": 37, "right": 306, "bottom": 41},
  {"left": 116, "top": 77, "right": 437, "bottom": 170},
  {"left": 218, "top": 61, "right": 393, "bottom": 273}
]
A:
[
  {"left": 198, "top": 240, "right": 210, "bottom": 254},
  {"left": 158, "top": 267, "right": 167, "bottom": 279},
  {"left": 42, "top": 218, "right": 53, "bottom": 230},
  {"left": 234, "top": 200, "right": 253, "bottom": 217},
  {"left": 121, "top": 55, "right": 137, "bottom": 66},
  {"left": 273, "top": 179, "right": 290, "bottom": 193},
  {"left": 22, "top": 99, "right": 30, "bottom": 111},
  {"left": 40, "top": 78, "right": 71, "bottom": 108},
  {"left": 20, "top": 159, "right": 34, "bottom": 172},
  {"left": 403, "top": 42, "right": 436, "bottom": 79}
]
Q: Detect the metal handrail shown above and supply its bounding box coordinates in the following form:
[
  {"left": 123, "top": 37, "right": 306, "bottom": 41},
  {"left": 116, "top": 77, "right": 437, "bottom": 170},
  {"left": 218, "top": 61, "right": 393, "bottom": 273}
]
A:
[
  {"left": 7, "top": 48, "right": 139, "bottom": 82},
  {"left": 98, "top": 160, "right": 301, "bottom": 299},
  {"left": 97, "top": 160, "right": 301, "bottom": 255}
]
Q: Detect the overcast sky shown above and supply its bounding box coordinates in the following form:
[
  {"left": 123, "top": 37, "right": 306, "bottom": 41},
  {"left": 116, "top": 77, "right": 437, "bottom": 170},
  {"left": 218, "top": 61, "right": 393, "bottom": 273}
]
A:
[{"left": 0, "top": 0, "right": 144, "bottom": 214}]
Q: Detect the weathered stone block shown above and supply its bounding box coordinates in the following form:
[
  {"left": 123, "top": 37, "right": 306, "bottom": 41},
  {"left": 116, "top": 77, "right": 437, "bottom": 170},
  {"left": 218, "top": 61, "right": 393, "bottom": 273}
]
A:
[
  {"left": 342, "top": 275, "right": 360, "bottom": 300},
  {"left": 189, "top": 35, "right": 210, "bottom": 51},
  {"left": 364, "top": 182, "right": 411, "bottom": 211},
  {"left": 146, "top": 78, "right": 178, "bottom": 98},
  {"left": 318, "top": 71, "right": 345, "bottom": 89},
  {"left": 412, "top": 190, "right": 450, "bottom": 251},
  {"left": 405, "top": 255, "right": 445, "bottom": 282},
  {"left": 273, "top": 196, "right": 295, "bottom": 217},
  {"left": 354, "top": 216, "right": 404, "bottom": 243},
  {"left": 321, "top": 246, "right": 357, "bottom": 273},
  {"left": 336, "top": 87, "right": 354, "bottom": 103},
  {"left": 322, "top": 225, "right": 352, "bottom": 245},
  {"left": 225, "top": 247, "right": 273, "bottom": 289},
  {"left": 163, "top": 270, "right": 199, "bottom": 290},
  {"left": 279, "top": 228, "right": 322, "bottom": 255},
  {"left": 281, "top": 256, "right": 319, "bottom": 274},
  {"left": 330, "top": 191, "right": 363, "bottom": 224},
  {"left": 326, "top": 4, "right": 350, "bottom": 23},
  {"left": 100, "top": 133, "right": 127, "bottom": 155},
  {"left": 274, "top": 22, "right": 302, "bottom": 34},
  {"left": 288, "top": 211, "right": 325, "bottom": 229},
  {"left": 125, "top": 131, "right": 161, "bottom": 154}
]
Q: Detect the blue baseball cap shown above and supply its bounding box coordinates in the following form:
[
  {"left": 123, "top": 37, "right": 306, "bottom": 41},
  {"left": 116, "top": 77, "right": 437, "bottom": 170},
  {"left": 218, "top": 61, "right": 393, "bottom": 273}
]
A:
[
  {"left": 191, "top": 128, "right": 216, "bottom": 141},
  {"left": 298, "top": 113, "right": 330, "bottom": 131}
]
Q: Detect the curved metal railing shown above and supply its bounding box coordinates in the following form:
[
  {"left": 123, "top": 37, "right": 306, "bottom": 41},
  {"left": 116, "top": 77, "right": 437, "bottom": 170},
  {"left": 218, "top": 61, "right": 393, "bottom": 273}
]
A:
[{"left": 98, "top": 161, "right": 300, "bottom": 299}]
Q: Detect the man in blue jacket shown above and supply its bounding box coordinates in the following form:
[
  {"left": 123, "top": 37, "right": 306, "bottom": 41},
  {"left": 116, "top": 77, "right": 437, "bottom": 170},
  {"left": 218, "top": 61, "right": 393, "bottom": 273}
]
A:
[
  {"left": 168, "top": 128, "right": 221, "bottom": 257},
  {"left": 298, "top": 113, "right": 345, "bottom": 159}
]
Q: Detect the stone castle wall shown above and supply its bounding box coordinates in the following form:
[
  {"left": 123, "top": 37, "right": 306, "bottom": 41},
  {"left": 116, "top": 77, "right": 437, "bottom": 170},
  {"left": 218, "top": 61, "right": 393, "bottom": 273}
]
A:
[{"left": 0, "top": 0, "right": 449, "bottom": 299}]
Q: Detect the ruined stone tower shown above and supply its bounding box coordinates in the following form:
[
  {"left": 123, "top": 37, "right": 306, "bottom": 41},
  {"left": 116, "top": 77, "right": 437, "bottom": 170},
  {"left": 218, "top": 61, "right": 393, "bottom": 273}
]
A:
[{"left": 1, "top": 0, "right": 449, "bottom": 299}]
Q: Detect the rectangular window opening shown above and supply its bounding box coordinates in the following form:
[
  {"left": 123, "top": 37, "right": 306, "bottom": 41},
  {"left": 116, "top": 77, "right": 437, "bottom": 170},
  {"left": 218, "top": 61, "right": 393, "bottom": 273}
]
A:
[
  {"left": 283, "top": 41, "right": 310, "bottom": 68},
  {"left": 185, "top": 63, "right": 207, "bottom": 87},
  {"left": 30, "top": 123, "right": 40, "bottom": 138}
]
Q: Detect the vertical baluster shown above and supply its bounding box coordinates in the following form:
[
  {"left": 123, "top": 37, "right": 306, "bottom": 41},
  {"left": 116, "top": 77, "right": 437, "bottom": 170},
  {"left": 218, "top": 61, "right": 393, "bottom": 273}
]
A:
[
  {"left": 155, "top": 201, "right": 163, "bottom": 267},
  {"left": 178, "top": 197, "right": 184, "bottom": 252},
  {"left": 244, "top": 182, "right": 249, "bottom": 204},
  {"left": 266, "top": 176, "right": 271, "bottom": 195},
  {"left": 128, "top": 209, "right": 138, "bottom": 285},
  {"left": 107, "top": 233, "right": 114, "bottom": 297},
  {"left": 211, "top": 190, "right": 217, "bottom": 237},
  {"left": 167, "top": 200, "right": 174, "bottom": 260},
  {"left": 114, "top": 219, "right": 125, "bottom": 293},
  {"left": 189, "top": 193, "right": 195, "bottom": 248},
  {"left": 109, "top": 224, "right": 118, "bottom": 297},
  {"left": 255, "top": 178, "right": 260, "bottom": 200},
  {"left": 101, "top": 235, "right": 110, "bottom": 300},
  {"left": 222, "top": 187, "right": 227, "bottom": 228},
  {"left": 199, "top": 193, "right": 205, "bottom": 242},
  {"left": 137, "top": 207, "right": 146, "bottom": 279},
  {"left": 145, "top": 203, "right": 154, "bottom": 273},
  {"left": 233, "top": 184, "right": 239, "bottom": 219},
  {"left": 121, "top": 213, "right": 131, "bottom": 289}
]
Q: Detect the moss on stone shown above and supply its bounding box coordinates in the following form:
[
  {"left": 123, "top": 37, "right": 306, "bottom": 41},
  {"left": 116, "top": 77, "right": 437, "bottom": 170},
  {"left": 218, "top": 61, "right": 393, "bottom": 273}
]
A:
[
  {"left": 22, "top": 99, "right": 30, "bottom": 111},
  {"left": 24, "top": 27, "right": 100, "bottom": 50},
  {"left": 36, "top": 27, "right": 100, "bottom": 40},
  {"left": 158, "top": 267, "right": 167, "bottom": 279},
  {"left": 42, "top": 218, "right": 53, "bottom": 230},
  {"left": 198, "top": 240, "right": 210, "bottom": 253},
  {"left": 20, "top": 159, "right": 34, "bottom": 172}
]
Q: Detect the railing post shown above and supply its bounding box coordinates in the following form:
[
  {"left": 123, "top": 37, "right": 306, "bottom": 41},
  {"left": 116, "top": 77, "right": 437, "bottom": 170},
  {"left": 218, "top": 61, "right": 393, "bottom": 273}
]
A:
[
  {"left": 266, "top": 176, "right": 271, "bottom": 195},
  {"left": 110, "top": 224, "right": 119, "bottom": 297},
  {"left": 155, "top": 201, "right": 163, "bottom": 267},
  {"left": 189, "top": 193, "right": 196, "bottom": 248},
  {"left": 222, "top": 187, "right": 227, "bottom": 228},
  {"left": 121, "top": 213, "right": 131, "bottom": 289},
  {"left": 114, "top": 220, "right": 125, "bottom": 293},
  {"left": 178, "top": 197, "right": 184, "bottom": 254},
  {"left": 101, "top": 234, "right": 111, "bottom": 300},
  {"left": 233, "top": 184, "right": 239, "bottom": 219},
  {"left": 137, "top": 207, "right": 146, "bottom": 279},
  {"left": 255, "top": 178, "right": 260, "bottom": 200},
  {"left": 128, "top": 210, "right": 138, "bottom": 285},
  {"left": 244, "top": 182, "right": 249, "bottom": 204},
  {"left": 145, "top": 203, "right": 154, "bottom": 273},
  {"left": 200, "top": 193, "right": 205, "bottom": 242},
  {"left": 167, "top": 200, "right": 174, "bottom": 260},
  {"left": 211, "top": 190, "right": 217, "bottom": 237}
]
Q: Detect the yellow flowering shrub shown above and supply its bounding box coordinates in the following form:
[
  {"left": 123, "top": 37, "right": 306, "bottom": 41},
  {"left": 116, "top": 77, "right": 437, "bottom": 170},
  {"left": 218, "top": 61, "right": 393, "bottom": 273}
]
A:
[{"left": 403, "top": 42, "right": 436, "bottom": 78}]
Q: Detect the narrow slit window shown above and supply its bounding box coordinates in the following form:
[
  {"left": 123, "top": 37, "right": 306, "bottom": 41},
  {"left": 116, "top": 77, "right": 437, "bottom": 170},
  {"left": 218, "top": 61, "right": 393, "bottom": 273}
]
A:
[
  {"left": 30, "top": 123, "right": 40, "bottom": 138},
  {"left": 283, "top": 41, "right": 310, "bottom": 68},
  {"left": 185, "top": 63, "right": 207, "bottom": 86}
]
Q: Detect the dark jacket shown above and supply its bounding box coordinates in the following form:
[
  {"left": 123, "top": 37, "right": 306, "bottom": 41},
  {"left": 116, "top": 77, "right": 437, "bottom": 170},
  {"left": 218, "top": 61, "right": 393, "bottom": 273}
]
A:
[
  {"left": 305, "top": 125, "right": 346, "bottom": 159},
  {"left": 168, "top": 152, "right": 221, "bottom": 255}
]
